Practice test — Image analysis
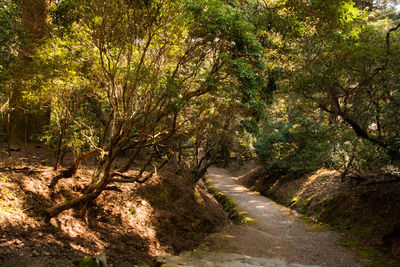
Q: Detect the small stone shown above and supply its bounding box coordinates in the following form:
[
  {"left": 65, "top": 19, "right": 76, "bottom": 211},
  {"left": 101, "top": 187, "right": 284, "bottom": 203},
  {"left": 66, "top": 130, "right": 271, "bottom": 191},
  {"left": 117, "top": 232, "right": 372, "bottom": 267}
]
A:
[{"left": 44, "top": 252, "right": 50, "bottom": 256}]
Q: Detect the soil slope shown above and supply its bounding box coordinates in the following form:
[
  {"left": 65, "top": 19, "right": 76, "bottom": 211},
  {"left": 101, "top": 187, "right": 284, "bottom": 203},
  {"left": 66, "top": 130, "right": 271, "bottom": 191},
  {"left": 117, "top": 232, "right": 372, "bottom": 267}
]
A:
[{"left": 0, "top": 145, "right": 228, "bottom": 266}]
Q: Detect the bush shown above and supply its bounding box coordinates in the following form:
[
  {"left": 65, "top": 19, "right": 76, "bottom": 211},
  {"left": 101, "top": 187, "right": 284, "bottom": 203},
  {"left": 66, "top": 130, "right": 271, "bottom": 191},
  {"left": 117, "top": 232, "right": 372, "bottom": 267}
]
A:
[{"left": 255, "top": 120, "right": 332, "bottom": 178}]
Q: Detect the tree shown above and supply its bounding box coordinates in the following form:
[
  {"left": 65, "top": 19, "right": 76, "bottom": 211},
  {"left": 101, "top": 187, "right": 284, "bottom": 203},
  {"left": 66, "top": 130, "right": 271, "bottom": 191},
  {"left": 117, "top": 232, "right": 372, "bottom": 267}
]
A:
[
  {"left": 42, "top": 0, "right": 267, "bottom": 218},
  {"left": 255, "top": 0, "right": 400, "bottom": 176},
  {"left": 290, "top": 6, "right": 400, "bottom": 161},
  {"left": 0, "top": 1, "right": 24, "bottom": 148}
]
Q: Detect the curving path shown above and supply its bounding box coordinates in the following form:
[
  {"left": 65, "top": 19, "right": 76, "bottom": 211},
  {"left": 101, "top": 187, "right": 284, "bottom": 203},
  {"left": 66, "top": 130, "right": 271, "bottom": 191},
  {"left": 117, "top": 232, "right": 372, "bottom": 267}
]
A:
[{"left": 158, "top": 167, "right": 366, "bottom": 267}]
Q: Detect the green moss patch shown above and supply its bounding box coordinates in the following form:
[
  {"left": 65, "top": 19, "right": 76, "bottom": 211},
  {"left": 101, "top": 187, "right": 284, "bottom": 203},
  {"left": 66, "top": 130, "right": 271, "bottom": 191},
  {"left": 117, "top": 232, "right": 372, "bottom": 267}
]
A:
[
  {"left": 336, "top": 236, "right": 397, "bottom": 266},
  {"left": 298, "top": 215, "right": 336, "bottom": 232},
  {"left": 72, "top": 256, "right": 106, "bottom": 267},
  {"left": 206, "top": 180, "right": 254, "bottom": 225}
]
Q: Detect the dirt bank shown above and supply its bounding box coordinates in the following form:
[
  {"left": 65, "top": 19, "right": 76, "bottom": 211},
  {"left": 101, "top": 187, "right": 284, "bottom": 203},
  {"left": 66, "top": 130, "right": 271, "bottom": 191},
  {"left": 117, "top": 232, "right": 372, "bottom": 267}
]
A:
[{"left": 0, "top": 145, "right": 228, "bottom": 266}]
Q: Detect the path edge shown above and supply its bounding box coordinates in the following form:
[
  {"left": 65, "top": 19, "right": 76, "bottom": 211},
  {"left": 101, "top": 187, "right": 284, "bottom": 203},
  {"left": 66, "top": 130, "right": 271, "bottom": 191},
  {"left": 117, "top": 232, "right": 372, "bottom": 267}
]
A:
[{"left": 204, "top": 173, "right": 255, "bottom": 225}]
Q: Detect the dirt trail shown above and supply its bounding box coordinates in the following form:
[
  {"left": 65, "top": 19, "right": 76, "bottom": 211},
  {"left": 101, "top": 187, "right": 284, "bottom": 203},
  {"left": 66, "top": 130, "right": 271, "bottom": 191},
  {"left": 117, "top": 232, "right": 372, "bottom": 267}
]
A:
[{"left": 159, "top": 167, "right": 367, "bottom": 266}]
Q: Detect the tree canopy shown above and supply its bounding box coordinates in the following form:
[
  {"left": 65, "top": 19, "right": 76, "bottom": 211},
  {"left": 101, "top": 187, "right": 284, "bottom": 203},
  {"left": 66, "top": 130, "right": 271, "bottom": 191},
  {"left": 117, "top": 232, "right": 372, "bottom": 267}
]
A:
[{"left": 0, "top": 0, "right": 399, "bottom": 218}]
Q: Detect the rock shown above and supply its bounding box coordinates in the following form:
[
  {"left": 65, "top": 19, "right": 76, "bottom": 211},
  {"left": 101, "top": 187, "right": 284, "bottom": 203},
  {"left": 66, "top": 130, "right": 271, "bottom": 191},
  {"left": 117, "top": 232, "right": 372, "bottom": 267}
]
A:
[{"left": 73, "top": 254, "right": 107, "bottom": 267}]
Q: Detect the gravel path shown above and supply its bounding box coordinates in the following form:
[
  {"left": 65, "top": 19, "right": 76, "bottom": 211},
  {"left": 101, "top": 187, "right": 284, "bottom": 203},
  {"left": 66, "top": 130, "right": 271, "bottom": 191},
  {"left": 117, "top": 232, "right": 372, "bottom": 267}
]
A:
[
  {"left": 158, "top": 167, "right": 366, "bottom": 267},
  {"left": 202, "top": 167, "right": 366, "bottom": 267}
]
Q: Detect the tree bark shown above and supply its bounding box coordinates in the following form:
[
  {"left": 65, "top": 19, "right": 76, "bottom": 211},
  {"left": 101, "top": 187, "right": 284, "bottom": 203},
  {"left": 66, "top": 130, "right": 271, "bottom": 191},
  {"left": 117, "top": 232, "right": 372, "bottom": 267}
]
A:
[{"left": 46, "top": 185, "right": 106, "bottom": 219}]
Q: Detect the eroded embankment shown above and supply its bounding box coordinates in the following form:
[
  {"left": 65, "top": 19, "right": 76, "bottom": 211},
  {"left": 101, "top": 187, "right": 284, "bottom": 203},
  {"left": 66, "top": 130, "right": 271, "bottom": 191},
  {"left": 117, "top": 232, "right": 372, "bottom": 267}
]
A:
[{"left": 0, "top": 145, "right": 228, "bottom": 266}]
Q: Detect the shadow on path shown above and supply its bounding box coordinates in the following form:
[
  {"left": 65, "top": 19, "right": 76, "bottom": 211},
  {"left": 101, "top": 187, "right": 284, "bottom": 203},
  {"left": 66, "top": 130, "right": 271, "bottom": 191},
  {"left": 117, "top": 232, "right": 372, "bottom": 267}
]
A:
[{"left": 196, "top": 167, "right": 366, "bottom": 267}]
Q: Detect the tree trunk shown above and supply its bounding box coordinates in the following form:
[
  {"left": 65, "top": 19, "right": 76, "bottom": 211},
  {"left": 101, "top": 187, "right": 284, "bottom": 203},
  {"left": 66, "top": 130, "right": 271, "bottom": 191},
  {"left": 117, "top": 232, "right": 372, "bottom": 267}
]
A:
[
  {"left": 46, "top": 186, "right": 105, "bottom": 219},
  {"left": 54, "top": 118, "right": 68, "bottom": 170},
  {"left": 194, "top": 160, "right": 216, "bottom": 183},
  {"left": 47, "top": 152, "right": 112, "bottom": 219},
  {"left": 8, "top": 0, "right": 51, "bottom": 143}
]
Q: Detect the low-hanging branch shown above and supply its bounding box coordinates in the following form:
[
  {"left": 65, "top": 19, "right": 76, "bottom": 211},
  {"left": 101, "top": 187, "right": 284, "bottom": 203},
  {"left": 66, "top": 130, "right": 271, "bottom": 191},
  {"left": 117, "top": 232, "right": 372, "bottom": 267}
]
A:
[
  {"left": 110, "top": 152, "right": 172, "bottom": 184},
  {"left": 58, "top": 148, "right": 102, "bottom": 178},
  {"left": 49, "top": 148, "right": 102, "bottom": 188},
  {"left": 315, "top": 95, "right": 400, "bottom": 161}
]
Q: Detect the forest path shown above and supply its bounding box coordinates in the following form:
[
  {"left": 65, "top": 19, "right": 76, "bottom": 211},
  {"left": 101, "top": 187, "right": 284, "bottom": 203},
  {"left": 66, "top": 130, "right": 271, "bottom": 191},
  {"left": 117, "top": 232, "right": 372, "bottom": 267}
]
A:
[{"left": 158, "top": 167, "right": 366, "bottom": 267}]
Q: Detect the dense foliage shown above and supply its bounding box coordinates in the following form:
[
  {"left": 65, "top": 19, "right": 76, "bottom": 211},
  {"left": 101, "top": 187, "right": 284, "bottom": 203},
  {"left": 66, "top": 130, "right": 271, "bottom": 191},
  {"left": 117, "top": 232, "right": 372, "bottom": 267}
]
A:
[
  {"left": 254, "top": 0, "right": 400, "bottom": 177},
  {"left": 0, "top": 0, "right": 399, "bottom": 217}
]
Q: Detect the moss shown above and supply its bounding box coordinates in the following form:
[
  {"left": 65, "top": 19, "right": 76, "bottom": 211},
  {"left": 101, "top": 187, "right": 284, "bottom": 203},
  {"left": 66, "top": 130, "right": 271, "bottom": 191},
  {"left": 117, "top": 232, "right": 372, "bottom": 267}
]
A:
[
  {"left": 207, "top": 186, "right": 218, "bottom": 195},
  {"left": 129, "top": 207, "right": 136, "bottom": 216},
  {"left": 289, "top": 196, "right": 299, "bottom": 206},
  {"left": 298, "top": 214, "right": 314, "bottom": 224},
  {"left": 336, "top": 236, "right": 397, "bottom": 266},
  {"left": 289, "top": 194, "right": 316, "bottom": 216},
  {"left": 354, "top": 222, "right": 377, "bottom": 237},
  {"left": 206, "top": 180, "right": 254, "bottom": 225},
  {"left": 193, "top": 188, "right": 201, "bottom": 201},
  {"left": 73, "top": 257, "right": 106, "bottom": 267},
  {"left": 298, "top": 196, "right": 314, "bottom": 215},
  {"left": 298, "top": 215, "right": 336, "bottom": 232},
  {"left": 258, "top": 170, "right": 398, "bottom": 266},
  {"left": 238, "top": 211, "right": 256, "bottom": 224},
  {"left": 312, "top": 200, "right": 323, "bottom": 214},
  {"left": 193, "top": 233, "right": 200, "bottom": 243},
  {"left": 311, "top": 197, "right": 352, "bottom": 230}
]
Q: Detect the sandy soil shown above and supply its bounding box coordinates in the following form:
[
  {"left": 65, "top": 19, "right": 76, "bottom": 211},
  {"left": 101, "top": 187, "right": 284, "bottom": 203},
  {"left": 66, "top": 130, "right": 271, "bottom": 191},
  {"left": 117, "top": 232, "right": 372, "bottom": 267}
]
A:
[{"left": 199, "top": 167, "right": 367, "bottom": 267}]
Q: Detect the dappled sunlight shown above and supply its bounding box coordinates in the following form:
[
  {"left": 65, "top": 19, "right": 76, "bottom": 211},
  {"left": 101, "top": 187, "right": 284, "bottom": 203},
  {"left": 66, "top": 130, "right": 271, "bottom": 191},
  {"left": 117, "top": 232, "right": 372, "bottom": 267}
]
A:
[
  {"left": 232, "top": 186, "right": 246, "bottom": 191},
  {"left": 4, "top": 0, "right": 397, "bottom": 265},
  {"left": 0, "top": 147, "right": 229, "bottom": 266},
  {"left": 0, "top": 183, "right": 28, "bottom": 224},
  {"left": 69, "top": 242, "right": 96, "bottom": 255},
  {"left": 205, "top": 167, "right": 364, "bottom": 266},
  {"left": 58, "top": 217, "right": 88, "bottom": 239},
  {"left": 208, "top": 167, "right": 300, "bottom": 228},
  {"left": 270, "top": 179, "right": 282, "bottom": 192},
  {"left": 292, "top": 169, "right": 342, "bottom": 206}
]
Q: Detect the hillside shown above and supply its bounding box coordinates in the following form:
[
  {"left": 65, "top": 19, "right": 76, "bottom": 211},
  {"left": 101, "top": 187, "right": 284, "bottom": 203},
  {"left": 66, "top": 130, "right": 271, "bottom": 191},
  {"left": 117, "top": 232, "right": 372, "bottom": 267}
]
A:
[{"left": 0, "top": 145, "right": 228, "bottom": 266}]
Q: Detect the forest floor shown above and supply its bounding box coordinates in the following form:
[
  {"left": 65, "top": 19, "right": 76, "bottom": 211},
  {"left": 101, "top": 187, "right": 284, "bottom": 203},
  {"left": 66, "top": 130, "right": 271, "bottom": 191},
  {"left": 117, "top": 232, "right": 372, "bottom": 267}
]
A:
[{"left": 0, "top": 144, "right": 229, "bottom": 266}]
